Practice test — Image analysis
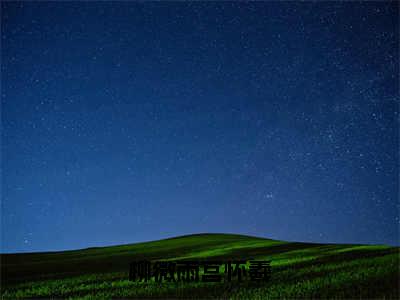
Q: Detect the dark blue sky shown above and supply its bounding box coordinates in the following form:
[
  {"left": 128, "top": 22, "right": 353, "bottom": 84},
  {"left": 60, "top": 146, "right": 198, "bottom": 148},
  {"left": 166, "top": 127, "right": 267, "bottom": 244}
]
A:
[{"left": 1, "top": 2, "right": 399, "bottom": 253}]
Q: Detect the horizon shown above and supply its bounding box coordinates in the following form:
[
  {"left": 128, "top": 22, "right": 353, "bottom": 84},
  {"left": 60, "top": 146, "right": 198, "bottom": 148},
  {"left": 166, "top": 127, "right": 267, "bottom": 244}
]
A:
[{"left": 1, "top": 231, "right": 398, "bottom": 255}]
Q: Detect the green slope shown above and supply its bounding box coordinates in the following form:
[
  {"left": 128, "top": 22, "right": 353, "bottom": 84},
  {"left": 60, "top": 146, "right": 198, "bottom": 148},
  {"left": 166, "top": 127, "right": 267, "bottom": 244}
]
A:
[{"left": 1, "top": 233, "right": 399, "bottom": 299}]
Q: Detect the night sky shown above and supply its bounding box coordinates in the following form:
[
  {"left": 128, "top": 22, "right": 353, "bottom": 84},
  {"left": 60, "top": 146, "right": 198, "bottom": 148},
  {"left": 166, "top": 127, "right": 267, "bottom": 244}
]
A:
[{"left": 1, "top": 2, "right": 399, "bottom": 253}]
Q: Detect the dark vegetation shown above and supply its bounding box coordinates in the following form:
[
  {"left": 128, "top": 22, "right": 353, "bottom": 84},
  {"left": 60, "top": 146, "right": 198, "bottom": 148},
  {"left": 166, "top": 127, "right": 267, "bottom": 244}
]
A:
[{"left": 1, "top": 233, "right": 399, "bottom": 299}]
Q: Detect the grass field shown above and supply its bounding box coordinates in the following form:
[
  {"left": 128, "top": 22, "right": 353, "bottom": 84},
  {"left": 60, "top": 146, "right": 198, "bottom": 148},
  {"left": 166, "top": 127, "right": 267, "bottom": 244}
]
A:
[{"left": 1, "top": 233, "right": 399, "bottom": 299}]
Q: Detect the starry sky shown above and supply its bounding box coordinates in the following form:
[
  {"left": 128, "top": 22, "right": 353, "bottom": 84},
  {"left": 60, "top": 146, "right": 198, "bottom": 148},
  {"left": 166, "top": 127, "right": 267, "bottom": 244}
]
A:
[{"left": 1, "top": 2, "right": 399, "bottom": 253}]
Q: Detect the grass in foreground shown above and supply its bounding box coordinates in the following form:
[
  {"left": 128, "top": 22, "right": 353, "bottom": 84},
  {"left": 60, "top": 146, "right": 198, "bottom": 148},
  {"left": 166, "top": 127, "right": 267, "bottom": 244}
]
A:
[{"left": 1, "top": 233, "right": 399, "bottom": 299}]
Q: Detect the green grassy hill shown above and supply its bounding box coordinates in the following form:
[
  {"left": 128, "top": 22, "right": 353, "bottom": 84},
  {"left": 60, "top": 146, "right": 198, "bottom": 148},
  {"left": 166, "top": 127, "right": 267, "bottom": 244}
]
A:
[{"left": 1, "top": 233, "right": 399, "bottom": 299}]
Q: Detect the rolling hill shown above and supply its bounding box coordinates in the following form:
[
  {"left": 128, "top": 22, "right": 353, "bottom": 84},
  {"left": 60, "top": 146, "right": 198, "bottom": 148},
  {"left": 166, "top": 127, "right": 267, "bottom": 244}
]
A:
[{"left": 1, "top": 233, "right": 399, "bottom": 299}]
